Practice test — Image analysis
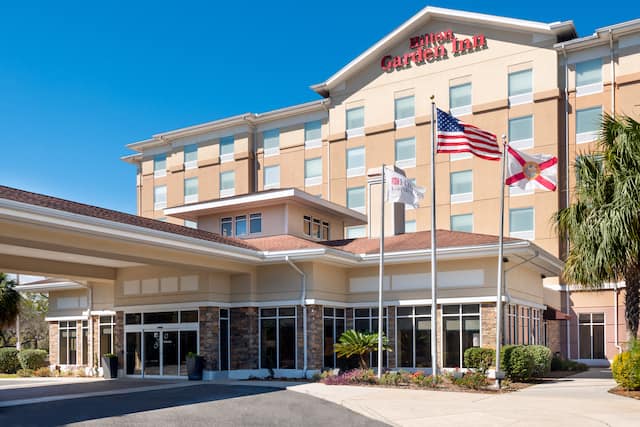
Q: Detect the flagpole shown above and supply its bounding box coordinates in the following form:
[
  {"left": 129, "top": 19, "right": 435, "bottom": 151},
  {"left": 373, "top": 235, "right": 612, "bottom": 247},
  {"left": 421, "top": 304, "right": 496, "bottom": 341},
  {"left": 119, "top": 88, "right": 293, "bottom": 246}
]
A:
[
  {"left": 377, "top": 164, "right": 385, "bottom": 379},
  {"left": 495, "top": 135, "right": 508, "bottom": 388},
  {"left": 430, "top": 97, "right": 438, "bottom": 381}
]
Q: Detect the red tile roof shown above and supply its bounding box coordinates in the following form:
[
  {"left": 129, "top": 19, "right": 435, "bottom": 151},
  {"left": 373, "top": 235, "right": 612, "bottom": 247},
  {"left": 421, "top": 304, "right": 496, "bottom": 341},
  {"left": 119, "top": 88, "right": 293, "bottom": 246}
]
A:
[
  {"left": 0, "top": 185, "right": 255, "bottom": 250},
  {"left": 245, "top": 235, "right": 326, "bottom": 251}
]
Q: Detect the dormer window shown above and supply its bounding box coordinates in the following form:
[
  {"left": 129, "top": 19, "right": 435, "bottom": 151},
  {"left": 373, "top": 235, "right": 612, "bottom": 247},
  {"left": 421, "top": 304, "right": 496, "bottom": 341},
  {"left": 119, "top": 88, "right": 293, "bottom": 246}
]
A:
[
  {"left": 221, "top": 217, "right": 232, "bottom": 237},
  {"left": 304, "top": 215, "right": 329, "bottom": 240}
]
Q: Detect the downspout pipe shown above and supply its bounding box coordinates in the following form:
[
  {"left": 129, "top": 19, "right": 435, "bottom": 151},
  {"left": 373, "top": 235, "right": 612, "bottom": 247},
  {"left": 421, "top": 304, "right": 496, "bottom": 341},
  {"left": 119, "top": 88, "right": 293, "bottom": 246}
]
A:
[
  {"left": 609, "top": 30, "right": 616, "bottom": 115},
  {"left": 562, "top": 46, "right": 572, "bottom": 360},
  {"left": 614, "top": 282, "right": 622, "bottom": 353},
  {"left": 286, "top": 256, "right": 308, "bottom": 376}
]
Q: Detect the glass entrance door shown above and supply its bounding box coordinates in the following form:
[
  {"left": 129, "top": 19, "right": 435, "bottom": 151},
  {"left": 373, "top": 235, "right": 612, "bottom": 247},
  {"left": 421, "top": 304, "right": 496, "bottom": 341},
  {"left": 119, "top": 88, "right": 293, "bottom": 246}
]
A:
[
  {"left": 162, "top": 331, "right": 179, "bottom": 376},
  {"left": 144, "top": 331, "right": 161, "bottom": 376}
]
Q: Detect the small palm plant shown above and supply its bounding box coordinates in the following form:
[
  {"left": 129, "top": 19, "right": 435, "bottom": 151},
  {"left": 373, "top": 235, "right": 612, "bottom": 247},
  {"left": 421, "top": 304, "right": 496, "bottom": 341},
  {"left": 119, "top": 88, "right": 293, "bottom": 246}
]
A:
[{"left": 334, "top": 329, "right": 391, "bottom": 369}]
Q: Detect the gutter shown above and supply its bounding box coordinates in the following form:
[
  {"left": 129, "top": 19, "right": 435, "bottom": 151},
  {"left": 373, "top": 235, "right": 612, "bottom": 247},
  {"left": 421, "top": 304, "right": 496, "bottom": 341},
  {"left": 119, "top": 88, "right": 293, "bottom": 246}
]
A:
[
  {"left": 285, "top": 256, "right": 308, "bottom": 377},
  {"left": 609, "top": 30, "right": 616, "bottom": 114}
]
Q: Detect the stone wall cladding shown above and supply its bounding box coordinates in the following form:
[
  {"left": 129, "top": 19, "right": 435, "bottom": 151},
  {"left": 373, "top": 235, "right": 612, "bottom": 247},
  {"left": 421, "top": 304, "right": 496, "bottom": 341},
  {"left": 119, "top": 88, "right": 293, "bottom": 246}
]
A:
[
  {"left": 306, "top": 305, "right": 323, "bottom": 370},
  {"left": 92, "top": 316, "right": 99, "bottom": 367},
  {"left": 199, "top": 307, "right": 220, "bottom": 371},
  {"left": 114, "top": 311, "right": 124, "bottom": 370},
  {"left": 48, "top": 322, "right": 58, "bottom": 366},
  {"left": 546, "top": 320, "right": 564, "bottom": 356},
  {"left": 481, "top": 303, "right": 497, "bottom": 349},
  {"left": 230, "top": 307, "right": 258, "bottom": 369}
]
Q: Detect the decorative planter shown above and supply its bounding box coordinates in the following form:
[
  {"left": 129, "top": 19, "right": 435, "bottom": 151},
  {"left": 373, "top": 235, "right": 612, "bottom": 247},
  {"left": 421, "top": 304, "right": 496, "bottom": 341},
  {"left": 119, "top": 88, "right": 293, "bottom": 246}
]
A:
[
  {"left": 102, "top": 356, "right": 118, "bottom": 379},
  {"left": 187, "top": 355, "right": 204, "bottom": 380}
]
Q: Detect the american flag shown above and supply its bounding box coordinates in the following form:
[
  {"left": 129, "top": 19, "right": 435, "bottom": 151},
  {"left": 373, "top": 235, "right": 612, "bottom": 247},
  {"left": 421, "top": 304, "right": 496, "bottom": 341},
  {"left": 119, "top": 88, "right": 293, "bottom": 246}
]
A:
[{"left": 436, "top": 108, "right": 501, "bottom": 161}]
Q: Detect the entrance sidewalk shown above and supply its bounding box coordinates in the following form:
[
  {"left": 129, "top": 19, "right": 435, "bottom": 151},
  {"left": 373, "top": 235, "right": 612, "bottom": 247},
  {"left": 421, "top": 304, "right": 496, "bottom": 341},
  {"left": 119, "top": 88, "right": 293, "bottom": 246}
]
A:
[{"left": 288, "top": 369, "right": 640, "bottom": 427}]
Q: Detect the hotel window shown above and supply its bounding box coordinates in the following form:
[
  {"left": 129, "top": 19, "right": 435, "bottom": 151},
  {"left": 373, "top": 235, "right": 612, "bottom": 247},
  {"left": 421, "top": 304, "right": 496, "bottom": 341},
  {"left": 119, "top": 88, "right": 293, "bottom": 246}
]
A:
[
  {"left": 346, "top": 225, "right": 366, "bottom": 239},
  {"left": 508, "top": 69, "right": 533, "bottom": 105},
  {"left": 508, "top": 115, "right": 533, "bottom": 150},
  {"left": 250, "top": 213, "right": 262, "bottom": 234},
  {"left": 532, "top": 309, "right": 541, "bottom": 345},
  {"left": 219, "top": 309, "right": 229, "bottom": 370},
  {"left": 449, "top": 82, "right": 471, "bottom": 116},
  {"left": 305, "top": 157, "right": 322, "bottom": 187},
  {"left": 395, "top": 137, "right": 416, "bottom": 169},
  {"left": 184, "top": 177, "right": 198, "bottom": 204},
  {"left": 235, "top": 215, "right": 247, "bottom": 236},
  {"left": 579, "top": 313, "right": 605, "bottom": 359},
  {"left": 395, "top": 96, "right": 415, "bottom": 128},
  {"left": 353, "top": 307, "right": 388, "bottom": 368},
  {"left": 397, "top": 306, "right": 431, "bottom": 368},
  {"left": 505, "top": 304, "right": 518, "bottom": 344},
  {"left": 303, "top": 215, "right": 328, "bottom": 239},
  {"left": 220, "top": 170, "right": 235, "bottom": 197},
  {"left": 509, "top": 207, "right": 534, "bottom": 240},
  {"left": 346, "top": 106, "right": 365, "bottom": 138},
  {"left": 154, "top": 185, "right": 167, "bottom": 210},
  {"left": 347, "top": 186, "right": 365, "bottom": 214},
  {"left": 221, "top": 217, "right": 232, "bottom": 237},
  {"left": 99, "top": 316, "right": 115, "bottom": 366},
  {"left": 450, "top": 170, "right": 473, "bottom": 203},
  {"left": 220, "top": 136, "right": 234, "bottom": 163},
  {"left": 260, "top": 307, "right": 297, "bottom": 369},
  {"left": 263, "top": 129, "right": 280, "bottom": 157},
  {"left": 442, "top": 304, "right": 480, "bottom": 368},
  {"left": 305, "top": 120, "right": 322, "bottom": 149},
  {"left": 450, "top": 213, "right": 473, "bottom": 232},
  {"left": 184, "top": 219, "right": 197, "bottom": 229},
  {"left": 576, "top": 59, "right": 603, "bottom": 96},
  {"left": 519, "top": 307, "right": 530, "bottom": 345},
  {"left": 576, "top": 106, "right": 601, "bottom": 144},
  {"left": 82, "top": 320, "right": 89, "bottom": 365},
  {"left": 323, "top": 308, "right": 346, "bottom": 369},
  {"left": 346, "top": 146, "right": 365, "bottom": 177},
  {"left": 153, "top": 154, "right": 166, "bottom": 178},
  {"left": 184, "top": 144, "right": 198, "bottom": 169},
  {"left": 264, "top": 165, "right": 280, "bottom": 190},
  {"left": 405, "top": 220, "right": 417, "bottom": 233},
  {"left": 59, "top": 321, "right": 77, "bottom": 365}
]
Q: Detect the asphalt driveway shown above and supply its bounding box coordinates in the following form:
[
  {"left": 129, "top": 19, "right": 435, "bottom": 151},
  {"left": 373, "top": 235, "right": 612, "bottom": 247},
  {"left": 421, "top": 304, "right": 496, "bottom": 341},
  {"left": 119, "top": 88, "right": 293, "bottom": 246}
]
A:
[{"left": 0, "top": 383, "right": 387, "bottom": 427}]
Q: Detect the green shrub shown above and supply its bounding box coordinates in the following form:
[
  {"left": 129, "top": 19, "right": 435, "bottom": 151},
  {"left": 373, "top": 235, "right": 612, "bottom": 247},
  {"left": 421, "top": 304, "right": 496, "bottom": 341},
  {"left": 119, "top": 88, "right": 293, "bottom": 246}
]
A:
[
  {"left": 0, "top": 347, "right": 20, "bottom": 374},
  {"left": 550, "top": 354, "right": 563, "bottom": 371},
  {"left": 17, "top": 368, "right": 34, "bottom": 377},
  {"left": 453, "top": 371, "right": 489, "bottom": 390},
  {"left": 500, "top": 345, "right": 518, "bottom": 377},
  {"left": 527, "top": 345, "right": 552, "bottom": 378},
  {"left": 551, "top": 354, "right": 589, "bottom": 372},
  {"left": 464, "top": 347, "right": 495, "bottom": 373},
  {"left": 18, "top": 349, "right": 48, "bottom": 370},
  {"left": 612, "top": 341, "right": 640, "bottom": 390},
  {"left": 502, "top": 345, "right": 535, "bottom": 381}
]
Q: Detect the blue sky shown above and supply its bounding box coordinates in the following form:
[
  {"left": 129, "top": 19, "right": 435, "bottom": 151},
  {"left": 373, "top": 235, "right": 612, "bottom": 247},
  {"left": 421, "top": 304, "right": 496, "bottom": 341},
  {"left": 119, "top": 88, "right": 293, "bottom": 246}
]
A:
[{"left": 0, "top": 1, "right": 633, "bottom": 213}]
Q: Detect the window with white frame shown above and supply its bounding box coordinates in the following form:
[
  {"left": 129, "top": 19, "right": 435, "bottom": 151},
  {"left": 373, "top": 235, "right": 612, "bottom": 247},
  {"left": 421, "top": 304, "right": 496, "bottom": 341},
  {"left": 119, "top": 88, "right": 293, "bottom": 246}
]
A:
[
  {"left": 184, "top": 219, "right": 197, "bottom": 229},
  {"left": 184, "top": 177, "right": 198, "bottom": 204},
  {"left": 347, "top": 186, "right": 365, "bottom": 213},
  {"left": 508, "top": 115, "right": 533, "bottom": 150},
  {"left": 220, "top": 136, "right": 234, "bottom": 163},
  {"left": 450, "top": 170, "right": 473, "bottom": 203},
  {"left": 508, "top": 69, "right": 533, "bottom": 105},
  {"left": 576, "top": 59, "right": 603, "bottom": 96},
  {"left": 305, "top": 157, "right": 322, "bottom": 186},
  {"left": 505, "top": 304, "right": 518, "bottom": 344},
  {"left": 395, "top": 96, "right": 415, "bottom": 128},
  {"left": 264, "top": 165, "right": 280, "bottom": 189},
  {"left": 531, "top": 308, "right": 541, "bottom": 345},
  {"left": 59, "top": 321, "right": 77, "bottom": 365},
  {"left": 303, "top": 215, "right": 329, "bottom": 240},
  {"left": 405, "top": 220, "right": 417, "bottom": 233},
  {"left": 346, "top": 107, "right": 365, "bottom": 138},
  {"left": 250, "top": 213, "right": 262, "bottom": 234},
  {"left": 397, "top": 306, "right": 431, "bottom": 368},
  {"left": 579, "top": 313, "right": 605, "bottom": 359},
  {"left": 235, "top": 215, "right": 247, "bottom": 236},
  {"left": 442, "top": 304, "right": 480, "bottom": 368},
  {"left": 154, "top": 154, "right": 166, "bottom": 178},
  {"left": 576, "top": 106, "right": 601, "bottom": 144},
  {"left": 346, "top": 146, "right": 365, "bottom": 177},
  {"left": 154, "top": 185, "right": 167, "bottom": 210},
  {"left": 353, "top": 307, "right": 388, "bottom": 368},
  {"left": 323, "top": 307, "right": 346, "bottom": 369},
  {"left": 82, "top": 320, "right": 89, "bottom": 365},
  {"left": 99, "top": 315, "right": 115, "bottom": 366},
  {"left": 449, "top": 82, "right": 471, "bottom": 116},
  {"left": 395, "top": 137, "right": 416, "bottom": 169},
  {"left": 304, "top": 120, "right": 322, "bottom": 149},
  {"left": 346, "top": 225, "right": 366, "bottom": 239},
  {"left": 260, "top": 307, "right": 297, "bottom": 369},
  {"left": 263, "top": 129, "right": 280, "bottom": 157},
  {"left": 221, "top": 217, "right": 232, "bottom": 237},
  {"left": 450, "top": 213, "right": 473, "bottom": 232},
  {"left": 519, "top": 307, "right": 530, "bottom": 345},
  {"left": 509, "top": 207, "right": 534, "bottom": 240},
  {"left": 219, "top": 308, "right": 229, "bottom": 370},
  {"left": 220, "top": 170, "right": 235, "bottom": 197},
  {"left": 184, "top": 144, "right": 198, "bottom": 169}
]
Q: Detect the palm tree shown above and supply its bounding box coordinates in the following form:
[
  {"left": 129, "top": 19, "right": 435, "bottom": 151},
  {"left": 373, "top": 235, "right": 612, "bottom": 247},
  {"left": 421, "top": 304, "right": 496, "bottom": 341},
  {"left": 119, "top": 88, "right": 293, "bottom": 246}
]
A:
[
  {"left": 0, "top": 273, "right": 21, "bottom": 328},
  {"left": 555, "top": 114, "right": 640, "bottom": 341},
  {"left": 334, "top": 329, "right": 391, "bottom": 369}
]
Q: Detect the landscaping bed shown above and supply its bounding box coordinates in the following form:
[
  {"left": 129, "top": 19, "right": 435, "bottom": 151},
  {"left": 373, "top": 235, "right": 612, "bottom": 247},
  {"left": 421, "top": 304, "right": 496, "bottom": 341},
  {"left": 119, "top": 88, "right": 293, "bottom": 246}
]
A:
[{"left": 609, "top": 386, "right": 640, "bottom": 400}]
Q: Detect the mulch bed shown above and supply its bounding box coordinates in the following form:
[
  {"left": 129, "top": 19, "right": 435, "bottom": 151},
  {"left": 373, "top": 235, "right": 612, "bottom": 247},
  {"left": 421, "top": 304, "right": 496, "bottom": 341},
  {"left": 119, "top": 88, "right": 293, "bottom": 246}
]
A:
[{"left": 609, "top": 386, "right": 640, "bottom": 400}]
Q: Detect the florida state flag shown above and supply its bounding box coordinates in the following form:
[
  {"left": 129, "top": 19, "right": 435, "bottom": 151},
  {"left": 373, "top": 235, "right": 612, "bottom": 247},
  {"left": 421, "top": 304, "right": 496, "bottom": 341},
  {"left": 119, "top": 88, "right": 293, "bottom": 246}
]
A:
[{"left": 505, "top": 146, "right": 558, "bottom": 191}]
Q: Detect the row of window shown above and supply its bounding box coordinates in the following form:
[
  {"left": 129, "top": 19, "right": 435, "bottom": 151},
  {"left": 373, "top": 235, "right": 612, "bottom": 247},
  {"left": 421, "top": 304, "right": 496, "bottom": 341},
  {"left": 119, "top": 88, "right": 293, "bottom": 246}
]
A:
[
  {"left": 504, "top": 305, "right": 543, "bottom": 346},
  {"left": 220, "top": 214, "right": 262, "bottom": 237},
  {"left": 303, "top": 215, "right": 330, "bottom": 240},
  {"left": 58, "top": 316, "right": 115, "bottom": 366}
]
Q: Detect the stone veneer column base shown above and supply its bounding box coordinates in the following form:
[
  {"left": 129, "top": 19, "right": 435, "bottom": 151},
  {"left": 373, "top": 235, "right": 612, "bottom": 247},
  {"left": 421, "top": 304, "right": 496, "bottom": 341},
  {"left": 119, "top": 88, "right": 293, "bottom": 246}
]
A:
[{"left": 199, "top": 307, "right": 220, "bottom": 371}]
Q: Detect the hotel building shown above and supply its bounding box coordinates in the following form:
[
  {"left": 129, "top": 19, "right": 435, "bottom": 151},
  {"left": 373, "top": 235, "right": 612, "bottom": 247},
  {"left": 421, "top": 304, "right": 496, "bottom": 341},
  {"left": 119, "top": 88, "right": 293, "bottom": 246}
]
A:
[{"left": 3, "top": 7, "right": 640, "bottom": 378}]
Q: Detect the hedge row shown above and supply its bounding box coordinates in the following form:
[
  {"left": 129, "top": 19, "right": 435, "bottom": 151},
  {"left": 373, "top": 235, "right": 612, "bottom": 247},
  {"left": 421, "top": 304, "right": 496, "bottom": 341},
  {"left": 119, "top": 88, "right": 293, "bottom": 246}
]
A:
[
  {"left": 501, "top": 345, "right": 552, "bottom": 381},
  {"left": 0, "top": 348, "right": 48, "bottom": 373}
]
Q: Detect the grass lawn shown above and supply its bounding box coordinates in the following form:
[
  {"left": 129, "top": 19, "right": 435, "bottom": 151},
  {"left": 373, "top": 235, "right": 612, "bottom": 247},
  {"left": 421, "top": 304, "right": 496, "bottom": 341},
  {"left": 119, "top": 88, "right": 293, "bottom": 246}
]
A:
[{"left": 0, "top": 373, "right": 18, "bottom": 378}]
